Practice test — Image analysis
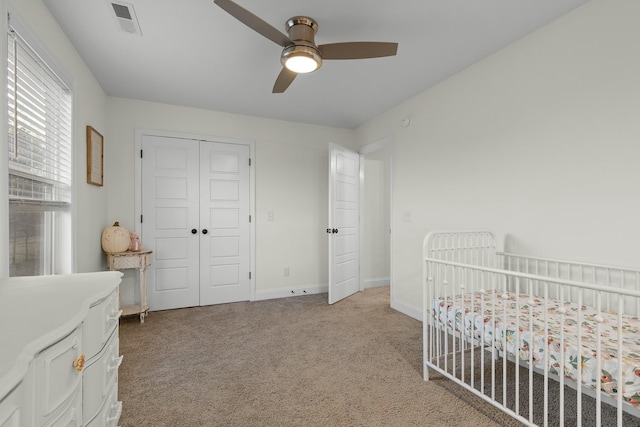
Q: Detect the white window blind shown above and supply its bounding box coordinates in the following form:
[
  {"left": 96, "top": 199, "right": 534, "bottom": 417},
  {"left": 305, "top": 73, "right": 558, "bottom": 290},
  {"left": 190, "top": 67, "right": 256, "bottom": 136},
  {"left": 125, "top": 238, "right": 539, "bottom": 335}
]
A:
[
  {"left": 7, "top": 23, "right": 73, "bottom": 276},
  {"left": 7, "top": 29, "right": 72, "bottom": 209}
]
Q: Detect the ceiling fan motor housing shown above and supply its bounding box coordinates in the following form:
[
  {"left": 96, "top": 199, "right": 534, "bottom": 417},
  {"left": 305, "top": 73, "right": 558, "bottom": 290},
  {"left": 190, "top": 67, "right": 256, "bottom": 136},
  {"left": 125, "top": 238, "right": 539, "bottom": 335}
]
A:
[{"left": 281, "top": 16, "right": 322, "bottom": 71}]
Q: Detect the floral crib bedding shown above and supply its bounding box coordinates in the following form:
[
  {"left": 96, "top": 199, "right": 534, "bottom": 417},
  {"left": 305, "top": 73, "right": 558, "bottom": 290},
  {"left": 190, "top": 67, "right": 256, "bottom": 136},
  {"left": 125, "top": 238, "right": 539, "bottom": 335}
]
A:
[{"left": 432, "top": 291, "right": 640, "bottom": 406}]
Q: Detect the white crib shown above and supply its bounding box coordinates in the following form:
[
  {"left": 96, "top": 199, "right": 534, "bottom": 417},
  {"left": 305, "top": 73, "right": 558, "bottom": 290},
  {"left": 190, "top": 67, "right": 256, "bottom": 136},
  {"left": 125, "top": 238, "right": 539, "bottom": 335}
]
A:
[{"left": 422, "top": 230, "right": 640, "bottom": 427}]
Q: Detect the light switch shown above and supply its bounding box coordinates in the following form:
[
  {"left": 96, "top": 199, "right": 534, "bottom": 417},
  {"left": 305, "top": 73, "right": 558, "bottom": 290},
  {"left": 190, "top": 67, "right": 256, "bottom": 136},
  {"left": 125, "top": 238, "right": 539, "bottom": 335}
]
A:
[
  {"left": 403, "top": 211, "right": 412, "bottom": 222},
  {"left": 267, "top": 211, "right": 274, "bottom": 221}
]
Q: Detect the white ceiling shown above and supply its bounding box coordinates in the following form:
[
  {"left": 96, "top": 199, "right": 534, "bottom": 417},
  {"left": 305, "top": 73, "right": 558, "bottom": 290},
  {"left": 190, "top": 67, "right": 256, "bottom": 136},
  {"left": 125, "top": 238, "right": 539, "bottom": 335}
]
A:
[{"left": 42, "top": 0, "right": 588, "bottom": 129}]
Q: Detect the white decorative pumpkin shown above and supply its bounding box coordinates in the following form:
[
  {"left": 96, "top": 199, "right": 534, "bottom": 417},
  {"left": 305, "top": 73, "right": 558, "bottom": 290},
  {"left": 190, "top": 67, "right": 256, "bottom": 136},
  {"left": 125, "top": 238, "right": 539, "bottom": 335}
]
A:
[{"left": 101, "top": 221, "right": 130, "bottom": 253}]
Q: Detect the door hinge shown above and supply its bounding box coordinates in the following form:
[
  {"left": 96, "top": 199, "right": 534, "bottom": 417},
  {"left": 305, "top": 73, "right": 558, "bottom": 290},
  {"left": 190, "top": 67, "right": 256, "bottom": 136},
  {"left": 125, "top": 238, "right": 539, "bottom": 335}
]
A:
[
  {"left": 249, "top": 272, "right": 252, "bottom": 279},
  {"left": 140, "top": 214, "right": 143, "bottom": 223},
  {"left": 140, "top": 149, "right": 143, "bottom": 158},
  {"left": 249, "top": 158, "right": 252, "bottom": 166},
  {"left": 249, "top": 215, "right": 252, "bottom": 223}
]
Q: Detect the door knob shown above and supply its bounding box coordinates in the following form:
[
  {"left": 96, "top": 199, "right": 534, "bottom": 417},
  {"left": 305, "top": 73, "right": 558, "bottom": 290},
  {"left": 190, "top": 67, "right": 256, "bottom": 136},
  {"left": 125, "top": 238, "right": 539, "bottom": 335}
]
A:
[
  {"left": 202, "top": 229, "right": 208, "bottom": 234},
  {"left": 191, "top": 229, "right": 197, "bottom": 234},
  {"left": 326, "top": 228, "right": 331, "bottom": 234},
  {"left": 333, "top": 228, "right": 339, "bottom": 234}
]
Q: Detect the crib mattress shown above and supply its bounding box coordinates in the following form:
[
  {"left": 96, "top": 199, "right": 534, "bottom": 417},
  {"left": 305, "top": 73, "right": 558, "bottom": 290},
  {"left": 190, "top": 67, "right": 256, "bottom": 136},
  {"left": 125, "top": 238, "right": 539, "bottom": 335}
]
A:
[{"left": 432, "top": 291, "right": 640, "bottom": 406}]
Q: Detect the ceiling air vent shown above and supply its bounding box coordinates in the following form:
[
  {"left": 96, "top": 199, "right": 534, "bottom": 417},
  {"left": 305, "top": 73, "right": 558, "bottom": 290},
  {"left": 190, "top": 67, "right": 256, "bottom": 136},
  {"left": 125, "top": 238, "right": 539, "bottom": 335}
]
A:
[{"left": 109, "top": 1, "right": 142, "bottom": 35}]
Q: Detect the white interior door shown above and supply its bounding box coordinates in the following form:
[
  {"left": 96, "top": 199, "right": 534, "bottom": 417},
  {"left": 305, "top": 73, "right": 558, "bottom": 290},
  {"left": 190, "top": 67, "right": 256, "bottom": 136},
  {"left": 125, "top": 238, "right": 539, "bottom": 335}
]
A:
[
  {"left": 328, "top": 143, "right": 360, "bottom": 304},
  {"left": 199, "top": 142, "right": 251, "bottom": 305},
  {"left": 142, "top": 135, "right": 200, "bottom": 311},
  {"left": 142, "top": 135, "right": 251, "bottom": 311}
]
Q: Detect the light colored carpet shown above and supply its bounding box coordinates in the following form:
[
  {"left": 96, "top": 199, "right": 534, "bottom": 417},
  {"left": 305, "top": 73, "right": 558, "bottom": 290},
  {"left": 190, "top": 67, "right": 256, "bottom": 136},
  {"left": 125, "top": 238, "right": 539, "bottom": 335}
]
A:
[{"left": 118, "top": 286, "right": 522, "bottom": 427}]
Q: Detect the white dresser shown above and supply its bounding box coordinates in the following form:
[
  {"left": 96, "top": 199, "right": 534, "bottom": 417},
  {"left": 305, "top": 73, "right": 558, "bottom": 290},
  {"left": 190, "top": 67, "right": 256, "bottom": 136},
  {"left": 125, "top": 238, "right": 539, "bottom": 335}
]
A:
[{"left": 0, "top": 271, "right": 123, "bottom": 427}]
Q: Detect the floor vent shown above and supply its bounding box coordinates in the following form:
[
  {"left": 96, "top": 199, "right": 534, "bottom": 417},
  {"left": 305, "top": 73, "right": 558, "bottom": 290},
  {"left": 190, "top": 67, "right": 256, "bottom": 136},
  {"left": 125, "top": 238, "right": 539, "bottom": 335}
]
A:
[{"left": 109, "top": 1, "right": 142, "bottom": 35}]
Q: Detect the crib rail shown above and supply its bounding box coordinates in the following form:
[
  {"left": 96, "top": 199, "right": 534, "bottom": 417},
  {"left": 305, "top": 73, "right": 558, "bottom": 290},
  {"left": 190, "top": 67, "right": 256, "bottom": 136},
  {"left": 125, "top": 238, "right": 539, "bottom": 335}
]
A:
[
  {"left": 500, "top": 252, "right": 640, "bottom": 315},
  {"left": 423, "top": 258, "right": 640, "bottom": 427},
  {"left": 424, "top": 230, "right": 497, "bottom": 267}
]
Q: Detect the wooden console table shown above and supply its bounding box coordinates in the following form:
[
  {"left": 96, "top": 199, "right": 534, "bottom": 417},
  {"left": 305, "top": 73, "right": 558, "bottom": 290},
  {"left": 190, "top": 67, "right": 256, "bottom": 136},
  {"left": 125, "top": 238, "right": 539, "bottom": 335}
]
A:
[{"left": 106, "top": 250, "right": 152, "bottom": 323}]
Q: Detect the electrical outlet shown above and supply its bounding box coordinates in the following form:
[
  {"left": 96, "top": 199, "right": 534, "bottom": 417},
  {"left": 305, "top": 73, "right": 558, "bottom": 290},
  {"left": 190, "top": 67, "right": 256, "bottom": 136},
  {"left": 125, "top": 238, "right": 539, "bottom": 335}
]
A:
[{"left": 284, "top": 267, "right": 290, "bottom": 276}]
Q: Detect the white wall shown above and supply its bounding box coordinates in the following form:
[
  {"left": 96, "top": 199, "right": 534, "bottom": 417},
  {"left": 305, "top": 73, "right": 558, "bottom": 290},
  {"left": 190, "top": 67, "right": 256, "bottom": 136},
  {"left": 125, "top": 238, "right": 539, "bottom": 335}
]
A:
[
  {"left": 1, "top": 0, "right": 109, "bottom": 275},
  {"left": 355, "top": 0, "right": 640, "bottom": 319},
  {"left": 106, "top": 97, "right": 355, "bottom": 296}
]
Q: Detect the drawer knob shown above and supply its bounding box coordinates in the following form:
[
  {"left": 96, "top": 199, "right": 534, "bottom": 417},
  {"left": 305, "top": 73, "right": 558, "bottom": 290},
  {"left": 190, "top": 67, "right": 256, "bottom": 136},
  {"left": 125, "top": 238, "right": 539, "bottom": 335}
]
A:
[{"left": 72, "top": 354, "right": 85, "bottom": 372}]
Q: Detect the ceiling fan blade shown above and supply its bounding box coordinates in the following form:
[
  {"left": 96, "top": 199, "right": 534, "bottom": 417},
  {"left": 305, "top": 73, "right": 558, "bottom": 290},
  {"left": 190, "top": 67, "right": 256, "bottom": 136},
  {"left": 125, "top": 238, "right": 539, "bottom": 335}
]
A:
[
  {"left": 272, "top": 68, "right": 298, "bottom": 93},
  {"left": 318, "top": 42, "right": 398, "bottom": 60},
  {"left": 214, "top": 0, "right": 292, "bottom": 47}
]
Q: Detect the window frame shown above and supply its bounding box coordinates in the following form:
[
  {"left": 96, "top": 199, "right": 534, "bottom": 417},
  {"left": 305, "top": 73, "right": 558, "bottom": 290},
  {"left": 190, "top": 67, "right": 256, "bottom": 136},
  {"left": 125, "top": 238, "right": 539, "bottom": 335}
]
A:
[{"left": 3, "top": 5, "right": 75, "bottom": 277}]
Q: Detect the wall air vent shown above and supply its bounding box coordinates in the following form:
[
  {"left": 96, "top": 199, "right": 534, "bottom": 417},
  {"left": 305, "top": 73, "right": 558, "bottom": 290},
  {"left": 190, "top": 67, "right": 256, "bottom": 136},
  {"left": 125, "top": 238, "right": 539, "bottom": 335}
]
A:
[{"left": 108, "top": 1, "right": 142, "bottom": 35}]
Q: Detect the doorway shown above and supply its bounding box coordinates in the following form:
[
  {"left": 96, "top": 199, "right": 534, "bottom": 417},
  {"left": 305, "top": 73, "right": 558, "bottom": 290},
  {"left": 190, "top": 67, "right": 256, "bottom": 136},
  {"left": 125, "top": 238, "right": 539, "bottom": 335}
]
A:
[
  {"left": 327, "top": 138, "right": 392, "bottom": 304},
  {"left": 360, "top": 140, "right": 392, "bottom": 291}
]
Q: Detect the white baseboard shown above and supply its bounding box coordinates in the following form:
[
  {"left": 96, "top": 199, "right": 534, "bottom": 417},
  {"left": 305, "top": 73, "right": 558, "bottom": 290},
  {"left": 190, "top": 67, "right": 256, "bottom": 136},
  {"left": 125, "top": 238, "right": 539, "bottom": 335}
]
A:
[
  {"left": 390, "top": 298, "right": 422, "bottom": 321},
  {"left": 253, "top": 281, "right": 422, "bottom": 324},
  {"left": 253, "top": 283, "right": 328, "bottom": 301},
  {"left": 254, "top": 278, "right": 389, "bottom": 301},
  {"left": 363, "top": 277, "right": 390, "bottom": 288}
]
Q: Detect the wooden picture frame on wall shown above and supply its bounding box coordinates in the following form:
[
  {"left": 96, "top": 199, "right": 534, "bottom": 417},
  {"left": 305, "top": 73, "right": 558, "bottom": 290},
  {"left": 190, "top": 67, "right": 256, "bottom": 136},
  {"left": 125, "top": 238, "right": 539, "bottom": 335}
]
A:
[{"left": 86, "top": 125, "right": 104, "bottom": 186}]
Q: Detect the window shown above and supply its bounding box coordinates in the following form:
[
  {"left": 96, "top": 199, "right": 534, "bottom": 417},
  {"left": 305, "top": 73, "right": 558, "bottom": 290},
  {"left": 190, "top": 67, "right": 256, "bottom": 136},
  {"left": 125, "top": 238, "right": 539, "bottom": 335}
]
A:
[{"left": 7, "top": 26, "right": 73, "bottom": 276}]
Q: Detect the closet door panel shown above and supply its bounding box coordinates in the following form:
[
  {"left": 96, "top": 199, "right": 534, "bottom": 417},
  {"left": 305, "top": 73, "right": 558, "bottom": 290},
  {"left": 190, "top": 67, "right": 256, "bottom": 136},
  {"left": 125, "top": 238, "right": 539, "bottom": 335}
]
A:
[
  {"left": 142, "top": 135, "right": 200, "bottom": 311},
  {"left": 199, "top": 142, "right": 251, "bottom": 305}
]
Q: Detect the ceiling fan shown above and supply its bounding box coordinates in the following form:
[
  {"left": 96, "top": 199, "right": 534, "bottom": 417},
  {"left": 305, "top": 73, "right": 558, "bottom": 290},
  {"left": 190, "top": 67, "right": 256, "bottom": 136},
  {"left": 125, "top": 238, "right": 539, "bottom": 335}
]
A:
[{"left": 213, "top": 0, "right": 399, "bottom": 93}]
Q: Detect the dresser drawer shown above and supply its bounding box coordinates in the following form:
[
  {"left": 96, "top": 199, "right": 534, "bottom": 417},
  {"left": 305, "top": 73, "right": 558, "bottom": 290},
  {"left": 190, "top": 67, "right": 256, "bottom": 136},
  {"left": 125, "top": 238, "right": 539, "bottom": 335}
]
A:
[
  {"left": 82, "top": 329, "right": 121, "bottom": 424},
  {"left": 86, "top": 382, "right": 121, "bottom": 427},
  {"left": 42, "top": 385, "right": 81, "bottom": 427},
  {"left": 33, "top": 327, "right": 83, "bottom": 424},
  {"left": 107, "top": 251, "right": 151, "bottom": 270},
  {"left": 0, "top": 385, "right": 21, "bottom": 427},
  {"left": 83, "top": 288, "right": 120, "bottom": 360}
]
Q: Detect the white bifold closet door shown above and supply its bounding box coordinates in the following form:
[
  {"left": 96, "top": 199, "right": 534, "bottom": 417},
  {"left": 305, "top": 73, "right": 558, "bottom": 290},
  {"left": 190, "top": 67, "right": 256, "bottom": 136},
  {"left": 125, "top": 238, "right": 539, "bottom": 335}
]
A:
[{"left": 141, "top": 134, "right": 251, "bottom": 311}]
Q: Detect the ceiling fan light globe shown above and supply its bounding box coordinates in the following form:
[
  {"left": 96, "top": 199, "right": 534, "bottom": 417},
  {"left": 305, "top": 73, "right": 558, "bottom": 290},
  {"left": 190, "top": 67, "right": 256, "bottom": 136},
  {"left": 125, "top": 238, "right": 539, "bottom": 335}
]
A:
[
  {"left": 285, "top": 56, "right": 318, "bottom": 73},
  {"left": 281, "top": 45, "right": 322, "bottom": 74}
]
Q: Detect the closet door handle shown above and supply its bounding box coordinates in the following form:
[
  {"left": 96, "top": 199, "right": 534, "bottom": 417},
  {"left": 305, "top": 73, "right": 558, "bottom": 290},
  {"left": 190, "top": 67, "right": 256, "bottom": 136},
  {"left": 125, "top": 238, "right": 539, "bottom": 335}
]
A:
[
  {"left": 191, "top": 229, "right": 197, "bottom": 234},
  {"left": 202, "top": 229, "right": 208, "bottom": 235}
]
